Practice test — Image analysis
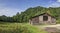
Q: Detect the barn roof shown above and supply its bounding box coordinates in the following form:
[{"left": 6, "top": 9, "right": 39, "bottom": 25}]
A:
[{"left": 30, "top": 13, "right": 56, "bottom": 19}]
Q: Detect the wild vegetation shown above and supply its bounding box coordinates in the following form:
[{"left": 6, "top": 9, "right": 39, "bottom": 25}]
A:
[
  {"left": 0, "top": 22, "right": 47, "bottom": 33},
  {"left": 0, "top": 6, "right": 60, "bottom": 23},
  {"left": 13, "top": 6, "right": 60, "bottom": 23}
]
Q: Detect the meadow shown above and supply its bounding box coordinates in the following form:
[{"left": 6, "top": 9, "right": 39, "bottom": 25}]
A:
[{"left": 0, "top": 22, "right": 48, "bottom": 33}]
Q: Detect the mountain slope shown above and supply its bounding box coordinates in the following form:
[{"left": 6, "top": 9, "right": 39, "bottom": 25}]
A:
[{"left": 13, "top": 6, "right": 60, "bottom": 23}]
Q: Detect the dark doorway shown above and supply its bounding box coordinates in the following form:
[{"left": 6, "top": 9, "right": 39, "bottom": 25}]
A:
[{"left": 43, "top": 16, "right": 48, "bottom": 21}]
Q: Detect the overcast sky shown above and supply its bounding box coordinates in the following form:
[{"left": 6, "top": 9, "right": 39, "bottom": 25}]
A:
[{"left": 0, "top": 0, "right": 60, "bottom": 16}]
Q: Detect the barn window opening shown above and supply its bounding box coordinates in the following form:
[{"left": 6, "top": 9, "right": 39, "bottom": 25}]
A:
[{"left": 43, "top": 16, "right": 48, "bottom": 21}]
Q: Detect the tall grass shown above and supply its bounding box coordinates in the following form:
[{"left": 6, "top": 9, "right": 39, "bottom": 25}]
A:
[{"left": 0, "top": 22, "right": 48, "bottom": 33}]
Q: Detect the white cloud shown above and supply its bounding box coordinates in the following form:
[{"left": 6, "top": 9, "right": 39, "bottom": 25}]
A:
[
  {"left": 57, "top": 0, "right": 60, "bottom": 2},
  {"left": 0, "top": 4, "right": 22, "bottom": 17},
  {"left": 0, "top": 8, "right": 22, "bottom": 16},
  {"left": 48, "top": 2, "right": 60, "bottom": 7}
]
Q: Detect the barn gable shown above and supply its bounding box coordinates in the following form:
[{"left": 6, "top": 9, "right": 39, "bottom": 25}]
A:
[
  {"left": 29, "top": 13, "right": 56, "bottom": 25},
  {"left": 30, "top": 13, "right": 55, "bottom": 19}
]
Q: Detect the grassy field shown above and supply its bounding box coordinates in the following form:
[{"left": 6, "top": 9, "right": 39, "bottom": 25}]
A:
[{"left": 0, "top": 22, "right": 48, "bottom": 33}]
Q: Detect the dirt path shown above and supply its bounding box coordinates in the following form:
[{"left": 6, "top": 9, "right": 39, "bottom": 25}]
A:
[
  {"left": 42, "top": 24, "right": 60, "bottom": 29},
  {"left": 34, "top": 24, "right": 60, "bottom": 33},
  {"left": 34, "top": 24, "right": 60, "bottom": 28}
]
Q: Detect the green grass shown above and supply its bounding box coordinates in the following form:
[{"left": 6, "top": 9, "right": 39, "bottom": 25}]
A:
[{"left": 0, "top": 22, "right": 48, "bottom": 33}]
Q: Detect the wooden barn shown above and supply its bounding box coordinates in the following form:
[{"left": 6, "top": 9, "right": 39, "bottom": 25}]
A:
[{"left": 29, "top": 13, "right": 56, "bottom": 25}]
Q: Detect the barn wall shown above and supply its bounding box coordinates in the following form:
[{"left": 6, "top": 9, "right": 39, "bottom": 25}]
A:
[
  {"left": 51, "top": 18, "right": 56, "bottom": 24},
  {"left": 30, "top": 16, "right": 39, "bottom": 25},
  {"left": 48, "top": 16, "right": 51, "bottom": 22},
  {"left": 29, "top": 14, "right": 56, "bottom": 25},
  {"left": 47, "top": 16, "right": 52, "bottom": 24},
  {"left": 39, "top": 15, "right": 51, "bottom": 24},
  {"left": 39, "top": 15, "right": 56, "bottom": 24},
  {"left": 39, "top": 15, "right": 43, "bottom": 24},
  {"left": 39, "top": 16, "right": 43, "bottom": 21}
]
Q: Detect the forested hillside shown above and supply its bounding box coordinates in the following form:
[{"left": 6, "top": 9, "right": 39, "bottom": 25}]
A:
[
  {"left": 13, "top": 6, "right": 60, "bottom": 23},
  {"left": 0, "top": 6, "right": 60, "bottom": 23}
]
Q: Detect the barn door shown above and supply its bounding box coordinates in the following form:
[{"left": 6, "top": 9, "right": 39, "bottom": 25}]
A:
[{"left": 43, "top": 16, "right": 48, "bottom": 21}]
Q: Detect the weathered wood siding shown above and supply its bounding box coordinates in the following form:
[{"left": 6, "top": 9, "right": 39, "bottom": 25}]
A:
[
  {"left": 39, "top": 14, "right": 51, "bottom": 24},
  {"left": 39, "top": 14, "right": 56, "bottom": 24},
  {"left": 29, "top": 13, "right": 56, "bottom": 25},
  {"left": 51, "top": 17, "right": 56, "bottom": 24},
  {"left": 30, "top": 16, "right": 39, "bottom": 25}
]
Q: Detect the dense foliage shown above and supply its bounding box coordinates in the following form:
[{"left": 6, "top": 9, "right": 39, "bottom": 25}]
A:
[
  {"left": 0, "top": 6, "right": 60, "bottom": 23},
  {"left": 13, "top": 6, "right": 60, "bottom": 23},
  {"left": 0, "top": 15, "right": 14, "bottom": 22}
]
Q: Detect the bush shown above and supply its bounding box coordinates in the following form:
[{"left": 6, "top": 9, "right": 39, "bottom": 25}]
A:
[{"left": 56, "top": 19, "right": 60, "bottom": 24}]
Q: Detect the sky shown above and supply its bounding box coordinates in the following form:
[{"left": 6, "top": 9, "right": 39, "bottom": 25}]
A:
[{"left": 0, "top": 0, "right": 60, "bottom": 16}]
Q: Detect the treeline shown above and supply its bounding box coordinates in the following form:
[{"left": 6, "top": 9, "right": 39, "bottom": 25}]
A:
[
  {"left": 0, "top": 6, "right": 60, "bottom": 23},
  {"left": 0, "top": 15, "right": 14, "bottom": 22}
]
